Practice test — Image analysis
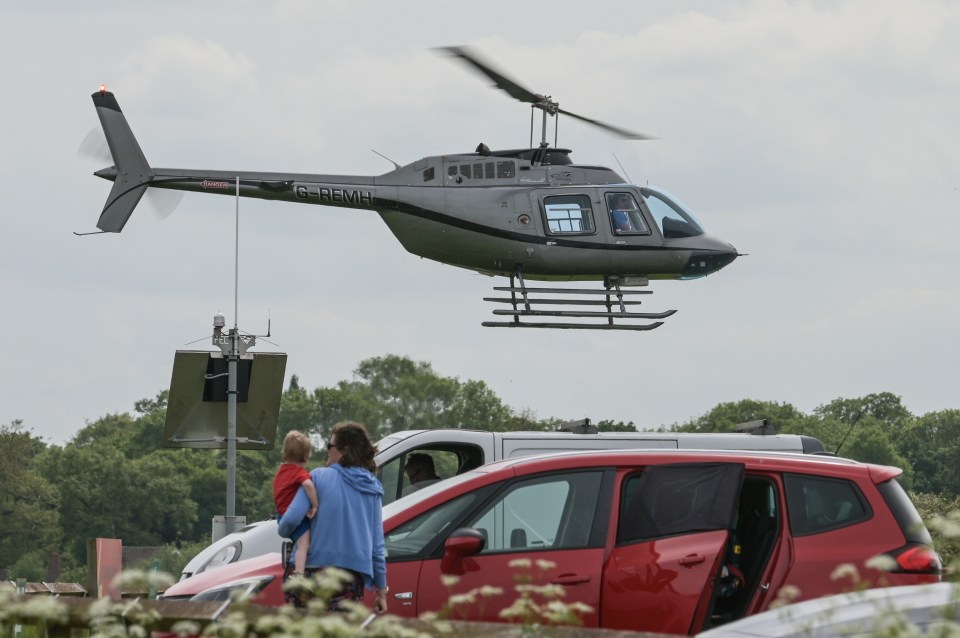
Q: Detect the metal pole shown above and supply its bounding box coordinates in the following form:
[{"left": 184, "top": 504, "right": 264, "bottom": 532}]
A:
[
  {"left": 225, "top": 176, "right": 240, "bottom": 535},
  {"left": 226, "top": 328, "right": 237, "bottom": 534}
]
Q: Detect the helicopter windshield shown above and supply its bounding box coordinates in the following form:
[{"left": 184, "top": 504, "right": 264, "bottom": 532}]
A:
[{"left": 640, "top": 187, "right": 706, "bottom": 239}]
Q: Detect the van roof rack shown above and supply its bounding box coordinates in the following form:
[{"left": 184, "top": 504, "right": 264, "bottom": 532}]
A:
[
  {"left": 557, "top": 418, "right": 598, "bottom": 435},
  {"left": 735, "top": 419, "right": 778, "bottom": 435}
]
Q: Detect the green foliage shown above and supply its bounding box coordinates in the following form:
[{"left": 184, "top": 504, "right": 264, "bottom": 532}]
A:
[
  {"left": 841, "top": 424, "right": 913, "bottom": 489},
  {"left": 595, "top": 419, "right": 638, "bottom": 432},
  {"left": 911, "top": 491, "right": 960, "bottom": 571},
  {"left": 675, "top": 399, "right": 808, "bottom": 433},
  {"left": 0, "top": 421, "right": 60, "bottom": 574},
  {"left": 8, "top": 550, "right": 49, "bottom": 582},
  {"left": 123, "top": 540, "right": 209, "bottom": 577},
  {"left": 899, "top": 410, "right": 960, "bottom": 497}
]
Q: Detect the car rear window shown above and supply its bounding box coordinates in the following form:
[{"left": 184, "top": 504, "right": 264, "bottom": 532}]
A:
[
  {"left": 784, "top": 473, "right": 872, "bottom": 536},
  {"left": 877, "top": 478, "right": 933, "bottom": 545}
]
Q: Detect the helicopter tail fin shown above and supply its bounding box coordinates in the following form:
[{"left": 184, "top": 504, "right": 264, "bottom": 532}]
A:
[{"left": 91, "top": 89, "right": 153, "bottom": 232}]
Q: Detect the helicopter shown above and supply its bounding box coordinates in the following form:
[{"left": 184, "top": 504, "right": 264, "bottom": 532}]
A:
[{"left": 85, "top": 46, "right": 738, "bottom": 331}]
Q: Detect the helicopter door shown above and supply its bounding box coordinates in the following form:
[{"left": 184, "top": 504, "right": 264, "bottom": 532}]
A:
[
  {"left": 602, "top": 190, "right": 664, "bottom": 275},
  {"left": 531, "top": 188, "right": 610, "bottom": 274}
]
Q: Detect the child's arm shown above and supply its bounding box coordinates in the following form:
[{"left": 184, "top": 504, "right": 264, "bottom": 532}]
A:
[{"left": 301, "top": 479, "right": 319, "bottom": 519}]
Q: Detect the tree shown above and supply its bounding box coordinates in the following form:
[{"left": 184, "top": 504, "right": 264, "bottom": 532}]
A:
[
  {"left": 448, "top": 380, "right": 512, "bottom": 431},
  {"left": 676, "top": 399, "right": 808, "bottom": 434},
  {"left": 308, "top": 355, "right": 519, "bottom": 438},
  {"left": 0, "top": 421, "right": 60, "bottom": 578},
  {"left": 276, "top": 376, "right": 323, "bottom": 441},
  {"left": 595, "top": 420, "right": 639, "bottom": 432},
  {"left": 899, "top": 410, "right": 960, "bottom": 497},
  {"left": 840, "top": 421, "right": 913, "bottom": 489},
  {"left": 814, "top": 392, "right": 914, "bottom": 444},
  {"left": 353, "top": 355, "right": 459, "bottom": 434},
  {"left": 38, "top": 445, "right": 197, "bottom": 562}
]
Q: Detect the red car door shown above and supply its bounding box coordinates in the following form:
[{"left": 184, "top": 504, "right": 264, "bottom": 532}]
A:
[
  {"left": 601, "top": 462, "right": 745, "bottom": 635},
  {"left": 412, "top": 470, "right": 611, "bottom": 625}
]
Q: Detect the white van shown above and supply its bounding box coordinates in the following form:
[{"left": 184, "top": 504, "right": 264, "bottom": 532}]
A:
[
  {"left": 179, "top": 423, "right": 824, "bottom": 579},
  {"left": 375, "top": 424, "right": 824, "bottom": 505}
]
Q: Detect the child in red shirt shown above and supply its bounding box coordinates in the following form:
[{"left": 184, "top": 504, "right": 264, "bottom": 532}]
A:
[{"left": 273, "top": 430, "right": 319, "bottom": 574}]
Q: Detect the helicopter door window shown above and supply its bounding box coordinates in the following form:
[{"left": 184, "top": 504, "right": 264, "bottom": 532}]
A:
[
  {"left": 447, "top": 166, "right": 458, "bottom": 178},
  {"left": 473, "top": 163, "right": 484, "bottom": 178},
  {"left": 485, "top": 162, "right": 496, "bottom": 179},
  {"left": 543, "top": 194, "right": 596, "bottom": 235},
  {"left": 497, "top": 161, "right": 516, "bottom": 179},
  {"left": 606, "top": 193, "right": 649, "bottom": 235},
  {"left": 460, "top": 165, "right": 472, "bottom": 179}
]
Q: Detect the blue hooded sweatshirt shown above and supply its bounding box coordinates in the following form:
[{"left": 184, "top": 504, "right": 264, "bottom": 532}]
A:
[{"left": 278, "top": 464, "right": 386, "bottom": 589}]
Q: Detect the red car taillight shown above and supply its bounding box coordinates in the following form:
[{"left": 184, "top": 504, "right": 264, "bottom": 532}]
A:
[{"left": 887, "top": 543, "right": 942, "bottom": 574}]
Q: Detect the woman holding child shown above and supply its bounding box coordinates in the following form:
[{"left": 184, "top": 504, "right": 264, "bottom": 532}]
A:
[{"left": 277, "top": 421, "right": 388, "bottom": 613}]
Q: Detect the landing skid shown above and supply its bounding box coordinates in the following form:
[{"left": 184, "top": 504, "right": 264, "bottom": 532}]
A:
[{"left": 483, "top": 270, "right": 677, "bottom": 331}]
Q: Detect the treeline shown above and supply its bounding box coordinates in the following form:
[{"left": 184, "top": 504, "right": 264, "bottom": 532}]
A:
[{"left": 1, "top": 354, "right": 958, "bottom": 582}]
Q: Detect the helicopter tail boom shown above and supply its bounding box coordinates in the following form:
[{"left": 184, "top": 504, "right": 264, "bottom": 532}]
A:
[{"left": 91, "top": 89, "right": 153, "bottom": 232}]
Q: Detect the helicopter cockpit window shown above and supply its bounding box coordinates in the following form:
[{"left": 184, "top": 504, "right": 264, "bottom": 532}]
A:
[
  {"left": 606, "top": 193, "right": 649, "bottom": 235},
  {"left": 543, "top": 194, "right": 595, "bottom": 235},
  {"left": 497, "top": 161, "right": 516, "bottom": 179},
  {"left": 640, "top": 187, "right": 706, "bottom": 239}
]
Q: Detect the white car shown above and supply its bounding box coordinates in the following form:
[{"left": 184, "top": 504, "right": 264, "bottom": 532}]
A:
[
  {"left": 180, "top": 518, "right": 278, "bottom": 580},
  {"left": 698, "top": 583, "right": 958, "bottom": 637}
]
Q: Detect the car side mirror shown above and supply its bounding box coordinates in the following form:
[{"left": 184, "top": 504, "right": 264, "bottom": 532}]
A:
[{"left": 441, "top": 528, "right": 486, "bottom": 575}]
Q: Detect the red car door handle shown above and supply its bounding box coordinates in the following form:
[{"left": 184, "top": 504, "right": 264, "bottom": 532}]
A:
[
  {"left": 551, "top": 574, "right": 590, "bottom": 585},
  {"left": 680, "top": 554, "right": 706, "bottom": 566}
]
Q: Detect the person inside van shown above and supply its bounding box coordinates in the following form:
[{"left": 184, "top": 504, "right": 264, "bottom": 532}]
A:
[{"left": 403, "top": 453, "right": 442, "bottom": 494}]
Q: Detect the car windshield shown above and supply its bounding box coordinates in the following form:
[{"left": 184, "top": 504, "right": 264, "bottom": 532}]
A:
[
  {"left": 375, "top": 430, "right": 422, "bottom": 455},
  {"left": 640, "top": 186, "right": 706, "bottom": 238}
]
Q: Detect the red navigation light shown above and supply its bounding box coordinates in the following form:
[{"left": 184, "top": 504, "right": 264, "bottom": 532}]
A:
[{"left": 99, "top": 84, "right": 106, "bottom": 95}]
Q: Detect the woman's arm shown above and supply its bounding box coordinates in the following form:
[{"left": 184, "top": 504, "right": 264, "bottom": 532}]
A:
[{"left": 278, "top": 481, "right": 311, "bottom": 538}]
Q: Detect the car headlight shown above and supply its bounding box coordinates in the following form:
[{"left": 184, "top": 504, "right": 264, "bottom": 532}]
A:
[
  {"left": 189, "top": 575, "right": 275, "bottom": 602},
  {"left": 198, "top": 541, "right": 241, "bottom": 574}
]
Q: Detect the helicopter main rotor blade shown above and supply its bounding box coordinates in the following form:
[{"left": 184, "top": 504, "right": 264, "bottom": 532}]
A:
[
  {"left": 557, "top": 107, "right": 655, "bottom": 140},
  {"left": 439, "top": 45, "right": 544, "bottom": 105},
  {"left": 439, "top": 45, "right": 654, "bottom": 140}
]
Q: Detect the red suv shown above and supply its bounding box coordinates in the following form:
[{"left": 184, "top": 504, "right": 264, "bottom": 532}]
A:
[{"left": 163, "top": 450, "right": 940, "bottom": 634}]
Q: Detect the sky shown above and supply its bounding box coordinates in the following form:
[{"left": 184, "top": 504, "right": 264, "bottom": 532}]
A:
[{"left": 2, "top": 0, "right": 958, "bottom": 446}]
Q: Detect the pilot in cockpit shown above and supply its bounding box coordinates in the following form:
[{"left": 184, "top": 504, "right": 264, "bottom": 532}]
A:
[{"left": 609, "top": 193, "right": 638, "bottom": 234}]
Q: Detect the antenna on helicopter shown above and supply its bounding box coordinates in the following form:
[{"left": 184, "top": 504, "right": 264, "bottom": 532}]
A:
[
  {"left": 612, "top": 153, "right": 633, "bottom": 183},
  {"left": 371, "top": 149, "right": 400, "bottom": 169}
]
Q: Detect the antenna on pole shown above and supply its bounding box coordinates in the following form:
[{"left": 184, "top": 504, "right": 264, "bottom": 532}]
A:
[
  {"left": 162, "top": 180, "right": 287, "bottom": 544},
  {"left": 216, "top": 176, "right": 248, "bottom": 536}
]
